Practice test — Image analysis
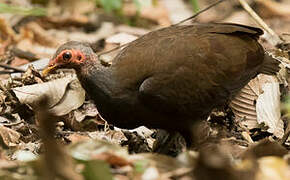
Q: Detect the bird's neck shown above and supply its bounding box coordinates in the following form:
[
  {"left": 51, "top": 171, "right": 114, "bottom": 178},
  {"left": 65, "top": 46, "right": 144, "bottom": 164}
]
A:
[{"left": 77, "top": 58, "right": 116, "bottom": 109}]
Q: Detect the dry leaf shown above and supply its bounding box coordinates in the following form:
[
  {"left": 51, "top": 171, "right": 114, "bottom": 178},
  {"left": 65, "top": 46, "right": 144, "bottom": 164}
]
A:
[
  {"left": 49, "top": 78, "right": 85, "bottom": 116},
  {"left": 73, "top": 102, "right": 99, "bottom": 123},
  {"left": 0, "top": 125, "right": 20, "bottom": 147},
  {"left": 13, "top": 75, "right": 85, "bottom": 116},
  {"left": 230, "top": 75, "right": 283, "bottom": 138},
  {"left": 256, "top": 78, "right": 283, "bottom": 138}
]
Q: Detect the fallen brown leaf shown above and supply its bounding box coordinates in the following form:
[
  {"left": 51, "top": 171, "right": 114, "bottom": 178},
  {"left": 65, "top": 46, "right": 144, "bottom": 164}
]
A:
[{"left": 0, "top": 125, "right": 20, "bottom": 147}]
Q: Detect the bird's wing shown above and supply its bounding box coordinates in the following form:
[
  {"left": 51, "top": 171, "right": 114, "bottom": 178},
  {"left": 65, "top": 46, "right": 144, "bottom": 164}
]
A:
[
  {"left": 135, "top": 24, "right": 265, "bottom": 118},
  {"left": 138, "top": 69, "right": 226, "bottom": 119},
  {"left": 195, "top": 22, "right": 263, "bottom": 38}
]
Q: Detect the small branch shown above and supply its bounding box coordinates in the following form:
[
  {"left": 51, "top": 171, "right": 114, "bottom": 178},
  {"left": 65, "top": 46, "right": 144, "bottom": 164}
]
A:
[
  {"left": 282, "top": 33, "right": 290, "bottom": 36},
  {"left": 238, "top": 0, "right": 283, "bottom": 46},
  {"left": 174, "top": 0, "right": 226, "bottom": 26},
  {"left": 97, "top": 44, "right": 127, "bottom": 59},
  {"left": 0, "top": 63, "right": 25, "bottom": 73},
  {"left": 3, "top": 120, "right": 25, "bottom": 127},
  {"left": 0, "top": 70, "right": 14, "bottom": 74}
]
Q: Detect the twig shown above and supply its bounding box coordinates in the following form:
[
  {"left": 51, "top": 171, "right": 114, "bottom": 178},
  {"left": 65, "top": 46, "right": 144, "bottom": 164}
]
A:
[
  {"left": 97, "top": 44, "right": 127, "bottom": 59},
  {"left": 0, "top": 70, "right": 14, "bottom": 74},
  {"left": 241, "top": 131, "right": 254, "bottom": 144},
  {"left": 238, "top": 0, "right": 283, "bottom": 46},
  {"left": 3, "top": 120, "right": 25, "bottom": 127},
  {"left": 11, "top": 47, "right": 39, "bottom": 61},
  {"left": 0, "top": 63, "right": 25, "bottom": 73},
  {"left": 174, "top": 0, "right": 226, "bottom": 25},
  {"left": 97, "top": 0, "right": 226, "bottom": 57}
]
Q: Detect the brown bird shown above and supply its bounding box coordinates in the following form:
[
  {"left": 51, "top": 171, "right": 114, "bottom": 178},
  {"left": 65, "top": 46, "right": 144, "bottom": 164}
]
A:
[{"left": 43, "top": 23, "right": 279, "bottom": 147}]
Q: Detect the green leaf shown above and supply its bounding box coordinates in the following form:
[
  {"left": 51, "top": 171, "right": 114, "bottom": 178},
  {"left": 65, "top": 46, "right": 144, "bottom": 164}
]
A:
[
  {"left": 82, "top": 160, "right": 113, "bottom": 180},
  {"left": 133, "top": 0, "right": 141, "bottom": 11},
  {"left": 134, "top": 160, "right": 149, "bottom": 173},
  {"left": 0, "top": 3, "right": 46, "bottom": 16},
  {"left": 99, "top": 0, "right": 122, "bottom": 12},
  {"left": 190, "top": 0, "right": 199, "bottom": 13}
]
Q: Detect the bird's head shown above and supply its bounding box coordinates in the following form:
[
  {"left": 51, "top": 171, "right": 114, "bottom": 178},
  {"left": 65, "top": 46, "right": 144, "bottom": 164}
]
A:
[{"left": 43, "top": 41, "right": 94, "bottom": 75}]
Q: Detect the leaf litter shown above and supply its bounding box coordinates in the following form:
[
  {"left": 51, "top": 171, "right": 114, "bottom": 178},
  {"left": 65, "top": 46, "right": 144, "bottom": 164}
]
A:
[{"left": 0, "top": 0, "right": 290, "bottom": 179}]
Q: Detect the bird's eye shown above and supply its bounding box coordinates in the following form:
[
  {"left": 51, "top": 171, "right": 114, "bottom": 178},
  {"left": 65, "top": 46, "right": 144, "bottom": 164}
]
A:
[{"left": 62, "top": 52, "right": 72, "bottom": 61}]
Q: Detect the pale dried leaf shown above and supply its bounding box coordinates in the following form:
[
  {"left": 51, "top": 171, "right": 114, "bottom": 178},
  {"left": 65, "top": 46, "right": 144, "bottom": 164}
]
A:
[
  {"left": 230, "top": 75, "right": 283, "bottom": 138},
  {"left": 13, "top": 75, "right": 85, "bottom": 116},
  {"left": 256, "top": 78, "right": 283, "bottom": 138},
  {"left": 73, "top": 102, "right": 99, "bottom": 122},
  {"left": 13, "top": 77, "right": 71, "bottom": 108},
  {"left": 49, "top": 78, "right": 85, "bottom": 116}
]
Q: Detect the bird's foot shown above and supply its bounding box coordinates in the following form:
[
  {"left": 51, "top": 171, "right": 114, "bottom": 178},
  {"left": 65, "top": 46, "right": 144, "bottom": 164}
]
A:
[{"left": 152, "top": 129, "right": 186, "bottom": 157}]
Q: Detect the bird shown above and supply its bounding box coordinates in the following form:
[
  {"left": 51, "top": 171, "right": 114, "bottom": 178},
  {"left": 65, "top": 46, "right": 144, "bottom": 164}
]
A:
[{"left": 43, "top": 23, "right": 280, "bottom": 148}]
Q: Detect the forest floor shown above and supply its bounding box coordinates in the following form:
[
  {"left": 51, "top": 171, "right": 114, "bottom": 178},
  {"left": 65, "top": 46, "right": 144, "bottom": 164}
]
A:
[{"left": 0, "top": 0, "right": 290, "bottom": 179}]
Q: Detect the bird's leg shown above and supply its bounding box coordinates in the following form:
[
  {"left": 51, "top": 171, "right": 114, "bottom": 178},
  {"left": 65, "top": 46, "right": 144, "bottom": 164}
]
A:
[
  {"left": 179, "top": 129, "right": 196, "bottom": 148},
  {"left": 152, "top": 129, "right": 186, "bottom": 156}
]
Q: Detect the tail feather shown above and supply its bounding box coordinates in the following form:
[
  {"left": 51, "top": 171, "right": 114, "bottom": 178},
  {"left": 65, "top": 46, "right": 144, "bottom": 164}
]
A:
[{"left": 259, "top": 54, "right": 280, "bottom": 75}]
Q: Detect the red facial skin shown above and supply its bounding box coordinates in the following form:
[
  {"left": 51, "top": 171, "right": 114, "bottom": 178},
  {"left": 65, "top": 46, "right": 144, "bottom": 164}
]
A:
[
  {"left": 43, "top": 49, "right": 87, "bottom": 75},
  {"left": 49, "top": 49, "right": 86, "bottom": 67}
]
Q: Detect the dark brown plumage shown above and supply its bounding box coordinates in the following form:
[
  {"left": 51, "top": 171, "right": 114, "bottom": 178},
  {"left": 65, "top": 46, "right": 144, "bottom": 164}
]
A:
[{"left": 43, "top": 23, "right": 279, "bottom": 146}]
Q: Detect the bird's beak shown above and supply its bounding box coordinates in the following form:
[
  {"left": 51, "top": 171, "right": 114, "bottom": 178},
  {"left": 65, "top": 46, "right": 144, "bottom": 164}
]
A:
[{"left": 42, "top": 64, "right": 57, "bottom": 76}]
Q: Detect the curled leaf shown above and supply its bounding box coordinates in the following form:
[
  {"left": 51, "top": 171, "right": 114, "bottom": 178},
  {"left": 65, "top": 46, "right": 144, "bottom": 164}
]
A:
[
  {"left": 13, "top": 75, "right": 85, "bottom": 116},
  {"left": 230, "top": 75, "right": 283, "bottom": 138}
]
